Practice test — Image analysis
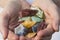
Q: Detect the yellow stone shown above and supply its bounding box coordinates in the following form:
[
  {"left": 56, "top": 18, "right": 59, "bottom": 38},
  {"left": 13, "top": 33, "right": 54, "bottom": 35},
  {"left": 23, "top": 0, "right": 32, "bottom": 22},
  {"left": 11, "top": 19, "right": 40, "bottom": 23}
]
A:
[
  {"left": 25, "top": 32, "right": 36, "bottom": 38},
  {"left": 22, "top": 20, "right": 36, "bottom": 28}
]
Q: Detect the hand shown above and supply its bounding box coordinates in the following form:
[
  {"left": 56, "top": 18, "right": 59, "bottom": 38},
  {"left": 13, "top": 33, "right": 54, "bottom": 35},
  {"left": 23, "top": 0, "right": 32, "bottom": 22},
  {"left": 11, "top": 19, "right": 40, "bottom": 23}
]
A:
[
  {"left": 32, "top": 0, "right": 59, "bottom": 40},
  {"left": 33, "top": 36, "right": 40, "bottom": 40},
  {"left": 0, "top": 0, "right": 30, "bottom": 40},
  {"left": 19, "top": 36, "right": 26, "bottom": 40}
]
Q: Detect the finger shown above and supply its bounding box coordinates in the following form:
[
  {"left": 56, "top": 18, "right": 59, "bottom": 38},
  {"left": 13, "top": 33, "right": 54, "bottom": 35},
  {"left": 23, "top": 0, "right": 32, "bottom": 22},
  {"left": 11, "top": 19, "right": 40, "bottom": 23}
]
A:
[
  {"left": 8, "top": 30, "right": 19, "bottom": 40},
  {"left": 25, "top": 37, "right": 32, "bottom": 40},
  {"left": 32, "top": 38, "right": 34, "bottom": 40},
  {"left": 20, "top": 0, "right": 31, "bottom": 9},
  {"left": 52, "top": 20, "right": 59, "bottom": 32},
  {"left": 9, "top": 22, "right": 20, "bottom": 31},
  {"left": 19, "top": 36, "right": 26, "bottom": 40},
  {"left": 34, "top": 36, "right": 40, "bottom": 40},
  {"left": 44, "top": 10, "right": 59, "bottom": 32},
  {"left": 0, "top": 27, "right": 8, "bottom": 39},
  {"left": 37, "top": 24, "right": 54, "bottom": 38}
]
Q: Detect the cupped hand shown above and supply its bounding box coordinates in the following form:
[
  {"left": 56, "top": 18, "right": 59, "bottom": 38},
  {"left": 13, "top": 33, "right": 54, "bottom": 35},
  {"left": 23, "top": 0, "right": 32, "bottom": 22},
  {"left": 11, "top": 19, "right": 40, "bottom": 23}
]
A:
[
  {"left": 32, "top": 0, "right": 59, "bottom": 40},
  {"left": 0, "top": 0, "right": 30, "bottom": 40}
]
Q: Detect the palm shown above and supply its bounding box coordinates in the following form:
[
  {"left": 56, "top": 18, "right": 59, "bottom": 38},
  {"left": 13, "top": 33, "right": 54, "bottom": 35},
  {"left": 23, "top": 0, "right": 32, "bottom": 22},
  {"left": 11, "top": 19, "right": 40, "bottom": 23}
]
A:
[
  {"left": 8, "top": 12, "right": 19, "bottom": 31},
  {"left": 32, "top": 0, "right": 59, "bottom": 32},
  {"left": 32, "top": 0, "right": 59, "bottom": 40}
]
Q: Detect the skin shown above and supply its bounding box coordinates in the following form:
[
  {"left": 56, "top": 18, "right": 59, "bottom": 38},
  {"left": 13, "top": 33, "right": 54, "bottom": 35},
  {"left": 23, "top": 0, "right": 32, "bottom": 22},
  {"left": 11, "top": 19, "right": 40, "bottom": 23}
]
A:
[
  {"left": 0, "top": 0, "right": 60, "bottom": 40},
  {"left": 32, "top": 0, "right": 59, "bottom": 40},
  {"left": 0, "top": 0, "right": 30, "bottom": 40}
]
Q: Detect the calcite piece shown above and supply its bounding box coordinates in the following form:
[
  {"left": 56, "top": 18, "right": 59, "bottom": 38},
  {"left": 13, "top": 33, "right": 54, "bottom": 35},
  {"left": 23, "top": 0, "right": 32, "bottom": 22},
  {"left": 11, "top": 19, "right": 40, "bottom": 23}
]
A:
[
  {"left": 19, "top": 9, "right": 38, "bottom": 18},
  {"left": 25, "top": 32, "right": 36, "bottom": 38},
  {"left": 19, "top": 17, "right": 31, "bottom": 21},
  {"left": 31, "top": 6, "right": 44, "bottom": 18},
  {"left": 22, "top": 20, "right": 36, "bottom": 28},
  {"left": 14, "top": 21, "right": 47, "bottom": 38},
  {"left": 31, "top": 16, "right": 43, "bottom": 23},
  {"left": 15, "top": 6, "right": 46, "bottom": 38},
  {"left": 15, "top": 24, "right": 28, "bottom": 36},
  {"left": 32, "top": 22, "right": 40, "bottom": 32}
]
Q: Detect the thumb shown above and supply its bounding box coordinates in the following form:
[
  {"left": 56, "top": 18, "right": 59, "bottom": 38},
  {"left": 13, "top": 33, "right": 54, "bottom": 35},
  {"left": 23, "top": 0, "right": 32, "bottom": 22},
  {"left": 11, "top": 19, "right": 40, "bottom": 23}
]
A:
[
  {"left": 52, "top": 20, "right": 59, "bottom": 32},
  {"left": 0, "top": 15, "right": 9, "bottom": 39},
  {"left": 0, "top": 26, "right": 8, "bottom": 39}
]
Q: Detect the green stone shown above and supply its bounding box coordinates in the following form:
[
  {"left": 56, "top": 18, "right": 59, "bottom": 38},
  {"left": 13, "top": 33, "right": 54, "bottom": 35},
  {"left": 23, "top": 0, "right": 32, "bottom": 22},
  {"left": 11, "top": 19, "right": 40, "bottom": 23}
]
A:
[
  {"left": 19, "top": 17, "right": 31, "bottom": 21},
  {"left": 31, "top": 16, "right": 43, "bottom": 22},
  {"left": 31, "top": 6, "right": 44, "bottom": 18},
  {"left": 36, "top": 11, "right": 44, "bottom": 18}
]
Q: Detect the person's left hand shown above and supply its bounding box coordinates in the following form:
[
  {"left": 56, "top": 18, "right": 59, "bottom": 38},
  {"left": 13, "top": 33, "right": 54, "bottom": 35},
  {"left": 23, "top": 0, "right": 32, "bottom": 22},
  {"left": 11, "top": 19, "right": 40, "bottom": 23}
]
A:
[{"left": 31, "top": 0, "right": 59, "bottom": 40}]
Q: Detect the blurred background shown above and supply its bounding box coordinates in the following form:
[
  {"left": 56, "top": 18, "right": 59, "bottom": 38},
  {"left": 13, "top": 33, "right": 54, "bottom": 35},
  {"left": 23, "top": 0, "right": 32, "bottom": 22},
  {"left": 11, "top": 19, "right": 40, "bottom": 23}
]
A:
[{"left": 0, "top": 0, "right": 60, "bottom": 40}]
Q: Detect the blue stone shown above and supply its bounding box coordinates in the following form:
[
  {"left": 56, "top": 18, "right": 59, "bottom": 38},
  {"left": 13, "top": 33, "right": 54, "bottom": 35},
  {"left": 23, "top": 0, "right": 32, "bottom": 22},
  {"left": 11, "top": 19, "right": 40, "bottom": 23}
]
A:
[
  {"left": 15, "top": 24, "right": 28, "bottom": 36},
  {"left": 32, "top": 23, "right": 40, "bottom": 32}
]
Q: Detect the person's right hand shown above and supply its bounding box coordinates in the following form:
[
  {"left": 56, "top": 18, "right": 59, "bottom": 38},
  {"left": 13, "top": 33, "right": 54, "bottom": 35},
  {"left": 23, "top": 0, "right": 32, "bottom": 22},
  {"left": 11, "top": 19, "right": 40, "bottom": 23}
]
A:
[{"left": 0, "top": 0, "right": 30, "bottom": 40}]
